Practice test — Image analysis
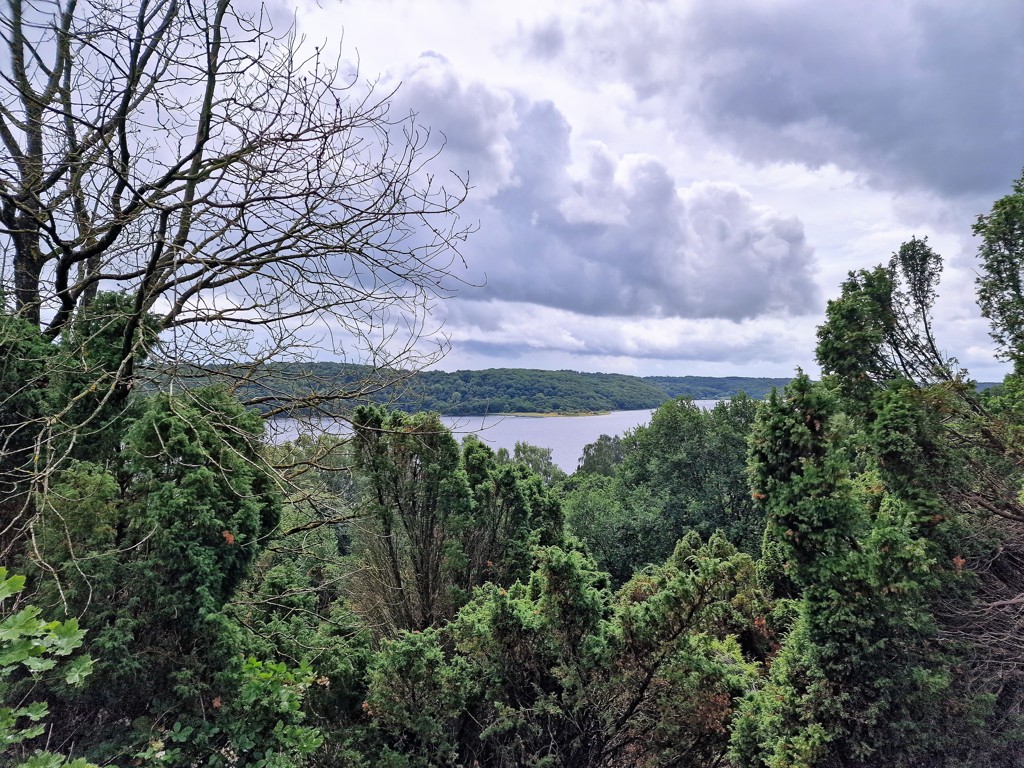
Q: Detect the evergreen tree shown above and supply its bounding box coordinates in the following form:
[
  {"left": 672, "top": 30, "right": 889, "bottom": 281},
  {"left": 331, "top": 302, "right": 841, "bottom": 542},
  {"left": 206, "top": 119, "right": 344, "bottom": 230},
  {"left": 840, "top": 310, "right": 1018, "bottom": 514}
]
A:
[
  {"left": 25, "top": 387, "right": 285, "bottom": 761},
  {"left": 0, "top": 311, "right": 54, "bottom": 559},
  {"left": 975, "top": 170, "right": 1024, "bottom": 370},
  {"left": 364, "top": 536, "right": 763, "bottom": 768},
  {"left": 734, "top": 375, "right": 997, "bottom": 767},
  {"left": 349, "top": 408, "right": 562, "bottom": 634}
]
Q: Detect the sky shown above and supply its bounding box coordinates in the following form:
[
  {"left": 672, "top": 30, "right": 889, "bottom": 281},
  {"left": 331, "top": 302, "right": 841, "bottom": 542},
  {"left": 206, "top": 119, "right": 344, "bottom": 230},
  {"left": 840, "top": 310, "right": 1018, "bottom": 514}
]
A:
[{"left": 288, "top": 0, "right": 1024, "bottom": 381}]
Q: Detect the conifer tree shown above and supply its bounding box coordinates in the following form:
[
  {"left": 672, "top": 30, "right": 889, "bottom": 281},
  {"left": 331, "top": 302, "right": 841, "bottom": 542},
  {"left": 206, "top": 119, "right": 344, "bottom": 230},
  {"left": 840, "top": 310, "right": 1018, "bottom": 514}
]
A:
[{"left": 734, "top": 374, "right": 968, "bottom": 767}]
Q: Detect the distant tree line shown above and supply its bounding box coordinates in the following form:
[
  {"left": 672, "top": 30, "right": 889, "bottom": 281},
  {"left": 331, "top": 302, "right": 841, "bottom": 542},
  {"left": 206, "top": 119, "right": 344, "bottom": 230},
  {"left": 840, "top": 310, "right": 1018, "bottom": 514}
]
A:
[{"left": 202, "top": 364, "right": 799, "bottom": 416}]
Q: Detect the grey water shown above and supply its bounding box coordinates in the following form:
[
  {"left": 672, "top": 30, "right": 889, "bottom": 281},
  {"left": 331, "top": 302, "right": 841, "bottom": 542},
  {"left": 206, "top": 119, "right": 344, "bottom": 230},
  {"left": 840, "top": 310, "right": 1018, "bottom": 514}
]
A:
[
  {"left": 441, "top": 410, "right": 658, "bottom": 473},
  {"left": 270, "top": 401, "right": 719, "bottom": 474}
]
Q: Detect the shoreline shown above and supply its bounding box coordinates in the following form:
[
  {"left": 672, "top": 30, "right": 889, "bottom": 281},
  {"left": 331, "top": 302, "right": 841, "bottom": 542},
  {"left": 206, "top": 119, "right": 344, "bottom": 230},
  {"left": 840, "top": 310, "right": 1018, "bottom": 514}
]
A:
[{"left": 446, "top": 410, "right": 617, "bottom": 418}]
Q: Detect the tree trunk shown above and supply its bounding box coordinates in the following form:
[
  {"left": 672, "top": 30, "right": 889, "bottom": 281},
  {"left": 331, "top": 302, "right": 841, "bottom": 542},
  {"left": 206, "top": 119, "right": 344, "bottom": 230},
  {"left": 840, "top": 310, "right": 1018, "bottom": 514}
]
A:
[{"left": 13, "top": 238, "right": 42, "bottom": 327}]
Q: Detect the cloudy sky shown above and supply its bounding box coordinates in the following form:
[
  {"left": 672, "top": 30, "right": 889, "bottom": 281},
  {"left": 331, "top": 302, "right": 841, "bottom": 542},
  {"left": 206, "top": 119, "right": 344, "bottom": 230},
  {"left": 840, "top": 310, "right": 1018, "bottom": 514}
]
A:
[{"left": 290, "top": 0, "right": 1023, "bottom": 380}]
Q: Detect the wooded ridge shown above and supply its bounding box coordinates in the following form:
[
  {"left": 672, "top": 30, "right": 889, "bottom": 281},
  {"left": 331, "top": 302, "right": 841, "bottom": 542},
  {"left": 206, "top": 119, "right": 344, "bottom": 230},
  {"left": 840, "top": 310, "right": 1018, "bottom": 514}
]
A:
[{"left": 209, "top": 362, "right": 797, "bottom": 415}]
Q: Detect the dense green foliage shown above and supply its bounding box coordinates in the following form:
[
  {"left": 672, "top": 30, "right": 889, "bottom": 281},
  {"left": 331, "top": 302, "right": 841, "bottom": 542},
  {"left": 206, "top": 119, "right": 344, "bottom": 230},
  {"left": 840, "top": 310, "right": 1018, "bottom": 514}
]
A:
[
  {"left": 565, "top": 395, "right": 764, "bottom": 582},
  {"left": 976, "top": 171, "right": 1024, "bottom": 367},
  {"left": 6, "top": 173, "right": 1024, "bottom": 768},
  {"left": 733, "top": 377, "right": 973, "bottom": 767},
  {"left": 645, "top": 375, "right": 792, "bottom": 400},
  {"left": 364, "top": 535, "right": 764, "bottom": 767},
  {"left": 347, "top": 407, "right": 562, "bottom": 634},
  {"left": 575, "top": 433, "right": 624, "bottom": 476},
  {"left": 726, "top": 218, "right": 1024, "bottom": 766},
  {"left": 19, "top": 387, "right": 318, "bottom": 765},
  {"left": 0, "top": 568, "right": 96, "bottom": 768}
]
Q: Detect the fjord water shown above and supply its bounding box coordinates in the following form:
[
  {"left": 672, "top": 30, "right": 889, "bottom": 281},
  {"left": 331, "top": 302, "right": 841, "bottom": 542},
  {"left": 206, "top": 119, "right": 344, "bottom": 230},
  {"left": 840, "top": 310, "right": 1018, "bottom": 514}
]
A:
[
  {"left": 439, "top": 410, "right": 645, "bottom": 472},
  {"left": 269, "top": 402, "right": 718, "bottom": 473},
  {"left": 443, "top": 401, "right": 719, "bottom": 472}
]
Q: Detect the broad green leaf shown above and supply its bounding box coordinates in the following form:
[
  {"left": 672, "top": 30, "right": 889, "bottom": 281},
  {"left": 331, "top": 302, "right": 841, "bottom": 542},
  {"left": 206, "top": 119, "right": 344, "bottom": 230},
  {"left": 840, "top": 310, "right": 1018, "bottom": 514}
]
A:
[
  {"left": 19, "top": 751, "right": 66, "bottom": 768},
  {"left": 0, "top": 570, "right": 25, "bottom": 601},
  {"left": 0, "top": 607, "right": 44, "bottom": 642},
  {"left": 48, "top": 619, "right": 85, "bottom": 655},
  {"left": 22, "top": 656, "right": 57, "bottom": 673},
  {"left": 19, "top": 700, "right": 49, "bottom": 721},
  {"left": 63, "top": 656, "right": 93, "bottom": 685}
]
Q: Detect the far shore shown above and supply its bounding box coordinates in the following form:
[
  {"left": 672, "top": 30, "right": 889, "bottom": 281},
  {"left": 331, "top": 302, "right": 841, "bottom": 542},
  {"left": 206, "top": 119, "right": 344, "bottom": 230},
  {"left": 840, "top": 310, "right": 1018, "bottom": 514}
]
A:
[{"left": 450, "top": 410, "right": 617, "bottom": 418}]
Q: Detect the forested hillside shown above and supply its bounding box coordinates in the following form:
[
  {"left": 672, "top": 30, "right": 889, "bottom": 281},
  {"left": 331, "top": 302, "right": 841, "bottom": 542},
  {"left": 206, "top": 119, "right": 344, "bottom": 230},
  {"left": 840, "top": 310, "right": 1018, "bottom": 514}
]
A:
[
  {"left": 185, "top": 364, "right": 997, "bottom": 416},
  {"left": 221, "top": 363, "right": 792, "bottom": 415},
  {"left": 645, "top": 375, "right": 792, "bottom": 400},
  {"left": 410, "top": 367, "right": 665, "bottom": 413},
  {"left": 227, "top": 364, "right": 670, "bottom": 414}
]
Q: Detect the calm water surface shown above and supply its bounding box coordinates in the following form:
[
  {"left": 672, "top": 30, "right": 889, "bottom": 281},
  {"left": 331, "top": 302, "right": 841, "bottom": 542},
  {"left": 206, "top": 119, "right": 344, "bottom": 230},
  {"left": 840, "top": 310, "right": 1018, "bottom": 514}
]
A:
[
  {"left": 443, "top": 402, "right": 718, "bottom": 472},
  {"left": 271, "top": 401, "right": 719, "bottom": 473}
]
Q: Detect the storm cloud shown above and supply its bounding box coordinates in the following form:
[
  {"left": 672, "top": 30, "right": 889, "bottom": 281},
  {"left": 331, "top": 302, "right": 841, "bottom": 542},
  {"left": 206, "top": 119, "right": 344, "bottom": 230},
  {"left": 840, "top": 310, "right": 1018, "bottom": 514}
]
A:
[
  {"left": 291, "top": 0, "right": 1018, "bottom": 378},
  {"left": 536, "top": 0, "right": 1024, "bottom": 199},
  {"left": 392, "top": 55, "right": 819, "bottom": 321}
]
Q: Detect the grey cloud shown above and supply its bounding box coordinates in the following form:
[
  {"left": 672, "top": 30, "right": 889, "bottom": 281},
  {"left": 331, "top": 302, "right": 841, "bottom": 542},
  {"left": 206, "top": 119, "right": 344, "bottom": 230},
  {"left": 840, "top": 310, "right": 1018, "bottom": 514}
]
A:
[
  {"left": 456, "top": 339, "right": 528, "bottom": 359},
  {"left": 395, "top": 54, "right": 820, "bottom": 321},
  {"left": 446, "top": 298, "right": 815, "bottom": 366},
  {"left": 690, "top": 1, "right": 1024, "bottom": 197},
  {"left": 476, "top": 138, "right": 819, "bottom": 319},
  {"left": 683, "top": 183, "right": 818, "bottom": 317},
  {"left": 388, "top": 53, "right": 518, "bottom": 196},
  {"left": 547, "top": 0, "right": 1024, "bottom": 199},
  {"left": 523, "top": 17, "right": 565, "bottom": 61}
]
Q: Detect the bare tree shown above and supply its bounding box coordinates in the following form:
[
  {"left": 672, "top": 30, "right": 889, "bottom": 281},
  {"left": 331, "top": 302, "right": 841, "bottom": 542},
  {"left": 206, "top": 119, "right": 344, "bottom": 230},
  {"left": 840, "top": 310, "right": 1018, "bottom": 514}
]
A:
[
  {"left": 0, "top": 0, "right": 470, "bottom": 556},
  {"left": 0, "top": 0, "right": 467, "bottom": 364}
]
